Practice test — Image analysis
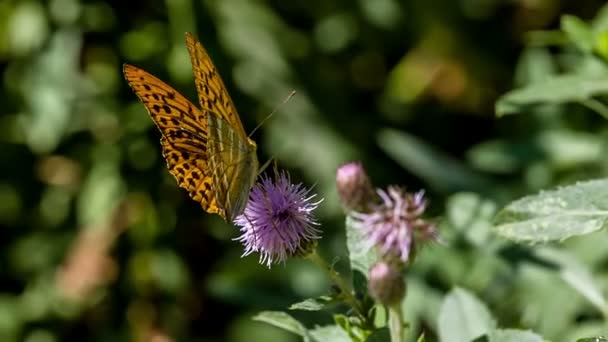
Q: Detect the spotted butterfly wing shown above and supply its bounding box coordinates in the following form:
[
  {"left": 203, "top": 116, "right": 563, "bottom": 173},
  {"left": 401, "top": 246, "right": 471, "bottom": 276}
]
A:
[
  {"left": 185, "top": 32, "right": 259, "bottom": 220},
  {"left": 122, "top": 63, "right": 223, "bottom": 217},
  {"left": 123, "top": 33, "right": 259, "bottom": 221}
]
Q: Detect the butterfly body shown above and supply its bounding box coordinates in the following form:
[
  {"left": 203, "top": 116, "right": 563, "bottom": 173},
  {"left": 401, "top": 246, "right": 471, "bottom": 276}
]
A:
[{"left": 123, "top": 32, "right": 258, "bottom": 221}]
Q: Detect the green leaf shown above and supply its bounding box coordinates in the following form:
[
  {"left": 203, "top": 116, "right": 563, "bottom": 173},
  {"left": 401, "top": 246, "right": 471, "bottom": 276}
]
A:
[
  {"left": 345, "top": 215, "right": 377, "bottom": 277},
  {"left": 561, "top": 15, "right": 595, "bottom": 53},
  {"left": 495, "top": 75, "right": 608, "bottom": 116},
  {"left": 309, "top": 325, "right": 351, "bottom": 342},
  {"left": 289, "top": 296, "right": 334, "bottom": 311},
  {"left": 514, "top": 47, "right": 557, "bottom": 86},
  {"left": 378, "top": 129, "right": 493, "bottom": 194},
  {"left": 252, "top": 311, "right": 311, "bottom": 341},
  {"left": 493, "top": 179, "right": 608, "bottom": 243},
  {"left": 486, "top": 329, "right": 544, "bottom": 342},
  {"left": 577, "top": 338, "right": 608, "bottom": 342},
  {"left": 438, "top": 288, "right": 496, "bottom": 342},
  {"left": 592, "top": 1, "right": 608, "bottom": 33},
  {"left": 446, "top": 193, "right": 497, "bottom": 246},
  {"left": 333, "top": 313, "right": 370, "bottom": 341},
  {"left": 534, "top": 247, "right": 608, "bottom": 315},
  {"left": 365, "top": 328, "right": 389, "bottom": 342}
]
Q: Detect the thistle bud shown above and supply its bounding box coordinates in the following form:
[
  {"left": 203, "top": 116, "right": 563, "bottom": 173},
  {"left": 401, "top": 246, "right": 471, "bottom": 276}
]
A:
[
  {"left": 336, "top": 162, "right": 375, "bottom": 212},
  {"left": 368, "top": 261, "right": 405, "bottom": 306}
]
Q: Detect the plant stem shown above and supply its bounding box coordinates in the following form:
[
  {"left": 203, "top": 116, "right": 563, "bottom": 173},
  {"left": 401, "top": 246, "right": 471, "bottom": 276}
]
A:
[
  {"left": 306, "top": 249, "right": 365, "bottom": 318},
  {"left": 388, "top": 303, "right": 404, "bottom": 342}
]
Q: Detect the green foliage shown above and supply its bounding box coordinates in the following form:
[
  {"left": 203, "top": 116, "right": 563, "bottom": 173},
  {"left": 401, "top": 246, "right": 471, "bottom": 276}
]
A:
[
  {"left": 437, "top": 288, "right": 496, "bottom": 342},
  {"left": 4, "top": 0, "right": 608, "bottom": 341},
  {"left": 493, "top": 179, "right": 608, "bottom": 243}
]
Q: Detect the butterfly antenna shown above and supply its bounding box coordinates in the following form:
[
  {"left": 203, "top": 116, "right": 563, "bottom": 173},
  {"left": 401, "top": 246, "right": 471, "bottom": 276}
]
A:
[
  {"left": 248, "top": 90, "right": 296, "bottom": 138},
  {"left": 258, "top": 157, "right": 275, "bottom": 176}
]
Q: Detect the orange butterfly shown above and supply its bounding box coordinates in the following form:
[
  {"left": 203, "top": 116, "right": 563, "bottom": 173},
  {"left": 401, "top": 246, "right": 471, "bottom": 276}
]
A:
[{"left": 123, "top": 33, "right": 259, "bottom": 221}]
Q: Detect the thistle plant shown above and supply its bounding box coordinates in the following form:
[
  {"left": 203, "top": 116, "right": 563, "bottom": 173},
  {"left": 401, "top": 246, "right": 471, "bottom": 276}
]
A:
[{"left": 236, "top": 163, "right": 437, "bottom": 342}]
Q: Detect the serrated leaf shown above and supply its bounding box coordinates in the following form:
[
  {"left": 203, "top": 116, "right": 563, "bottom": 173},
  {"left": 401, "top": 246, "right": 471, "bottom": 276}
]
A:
[
  {"left": 486, "top": 329, "right": 544, "bottom": 342},
  {"left": 309, "top": 325, "right": 351, "bottom": 342},
  {"left": 252, "top": 311, "right": 310, "bottom": 341},
  {"left": 289, "top": 296, "right": 334, "bottom": 311},
  {"left": 493, "top": 179, "right": 608, "bottom": 243},
  {"left": 495, "top": 75, "right": 608, "bottom": 116},
  {"left": 561, "top": 15, "right": 594, "bottom": 53},
  {"left": 438, "top": 288, "right": 496, "bottom": 342}
]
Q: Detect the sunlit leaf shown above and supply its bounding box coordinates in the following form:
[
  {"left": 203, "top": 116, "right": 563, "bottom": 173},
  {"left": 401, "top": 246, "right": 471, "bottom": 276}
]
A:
[
  {"left": 495, "top": 75, "right": 608, "bottom": 116},
  {"left": 493, "top": 179, "right": 608, "bottom": 243},
  {"left": 561, "top": 15, "right": 594, "bottom": 53},
  {"left": 486, "top": 329, "right": 544, "bottom": 342},
  {"left": 309, "top": 325, "right": 351, "bottom": 342},
  {"left": 289, "top": 296, "right": 334, "bottom": 311},
  {"left": 253, "top": 311, "right": 311, "bottom": 341}
]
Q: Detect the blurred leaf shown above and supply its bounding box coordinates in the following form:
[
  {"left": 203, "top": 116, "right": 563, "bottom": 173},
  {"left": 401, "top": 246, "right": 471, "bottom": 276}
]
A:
[
  {"left": 150, "top": 249, "right": 190, "bottom": 293},
  {"left": 486, "top": 329, "right": 544, "bottom": 342},
  {"left": 378, "top": 129, "right": 493, "bottom": 194},
  {"left": 493, "top": 179, "right": 608, "bottom": 243},
  {"left": 309, "top": 325, "right": 351, "bottom": 342},
  {"left": 495, "top": 75, "right": 608, "bottom": 117},
  {"left": 438, "top": 288, "right": 496, "bottom": 342},
  {"left": 402, "top": 279, "right": 442, "bottom": 342},
  {"left": 514, "top": 47, "right": 556, "bottom": 86},
  {"left": 468, "top": 130, "right": 602, "bottom": 174},
  {"left": 577, "top": 338, "right": 608, "bottom": 342},
  {"left": 364, "top": 327, "right": 389, "bottom": 341},
  {"left": 77, "top": 158, "right": 125, "bottom": 226},
  {"left": 561, "top": 15, "right": 594, "bottom": 53},
  {"left": 0, "top": 295, "right": 21, "bottom": 341},
  {"left": 536, "top": 130, "right": 602, "bottom": 169},
  {"left": 253, "top": 311, "right": 311, "bottom": 341},
  {"left": 534, "top": 247, "right": 608, "bottom": 315},
  {"left": 446, "top": 192, "right": 497, "bottom": 246},
  {"left": 345, "top": 215, "right": 376, "bottom": 277},
  {"left": 289, "top": 296, "right": 334, "bottom": 311}
]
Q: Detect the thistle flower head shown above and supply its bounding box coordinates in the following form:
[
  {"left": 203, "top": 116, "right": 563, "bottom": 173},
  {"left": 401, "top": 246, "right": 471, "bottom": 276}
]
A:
[
  {"left": 234, "top": 172, "right": 322, "bottom": 268},
  {"left": 336, "top": 162, "right": 375, "bottom": 212},
  {"left": 352, "top": 186, "right": 437, "bottom": 263}
]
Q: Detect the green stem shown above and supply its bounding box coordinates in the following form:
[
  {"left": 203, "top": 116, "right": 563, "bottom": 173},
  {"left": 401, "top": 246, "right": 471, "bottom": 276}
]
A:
[
  {"left": 388, "top": 303, "right": 404, "bottom": 342},
  {"left": 306, "top": 249, "right": 364, "bottom": 318}
]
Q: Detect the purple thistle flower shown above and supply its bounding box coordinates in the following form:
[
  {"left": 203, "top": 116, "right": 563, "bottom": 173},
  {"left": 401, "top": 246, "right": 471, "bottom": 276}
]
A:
[
  {"left": 352, "top": 186, "right": 437, "bottom": 263},
  {"left": 234, "top": 172, "right": 323, "bottom": 268}
]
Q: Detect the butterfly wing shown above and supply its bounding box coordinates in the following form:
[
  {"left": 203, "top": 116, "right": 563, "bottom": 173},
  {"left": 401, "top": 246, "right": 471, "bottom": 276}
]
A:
[
  {"left": 185, "top": 32, "right": 248, "bottom": 139},
  {"left": 123, "top": 63, "right": 224, "bottom": 217},
  {"left": 185, "top": 32, "right": 259, "bottom": 220},
  {"left": 207, "top": 113, "right": 259, "bottom": 221}
]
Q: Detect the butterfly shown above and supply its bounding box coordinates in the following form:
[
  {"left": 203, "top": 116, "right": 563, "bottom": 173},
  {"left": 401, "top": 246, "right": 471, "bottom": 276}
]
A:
[{"left": 123, "top": 32, "right": 259, "bottom": 221}]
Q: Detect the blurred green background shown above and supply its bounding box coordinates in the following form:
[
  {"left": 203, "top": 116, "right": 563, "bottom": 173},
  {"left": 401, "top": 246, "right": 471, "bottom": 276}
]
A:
[{"left": 2, "top": 0, "right": 608, "bottom": 341}]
